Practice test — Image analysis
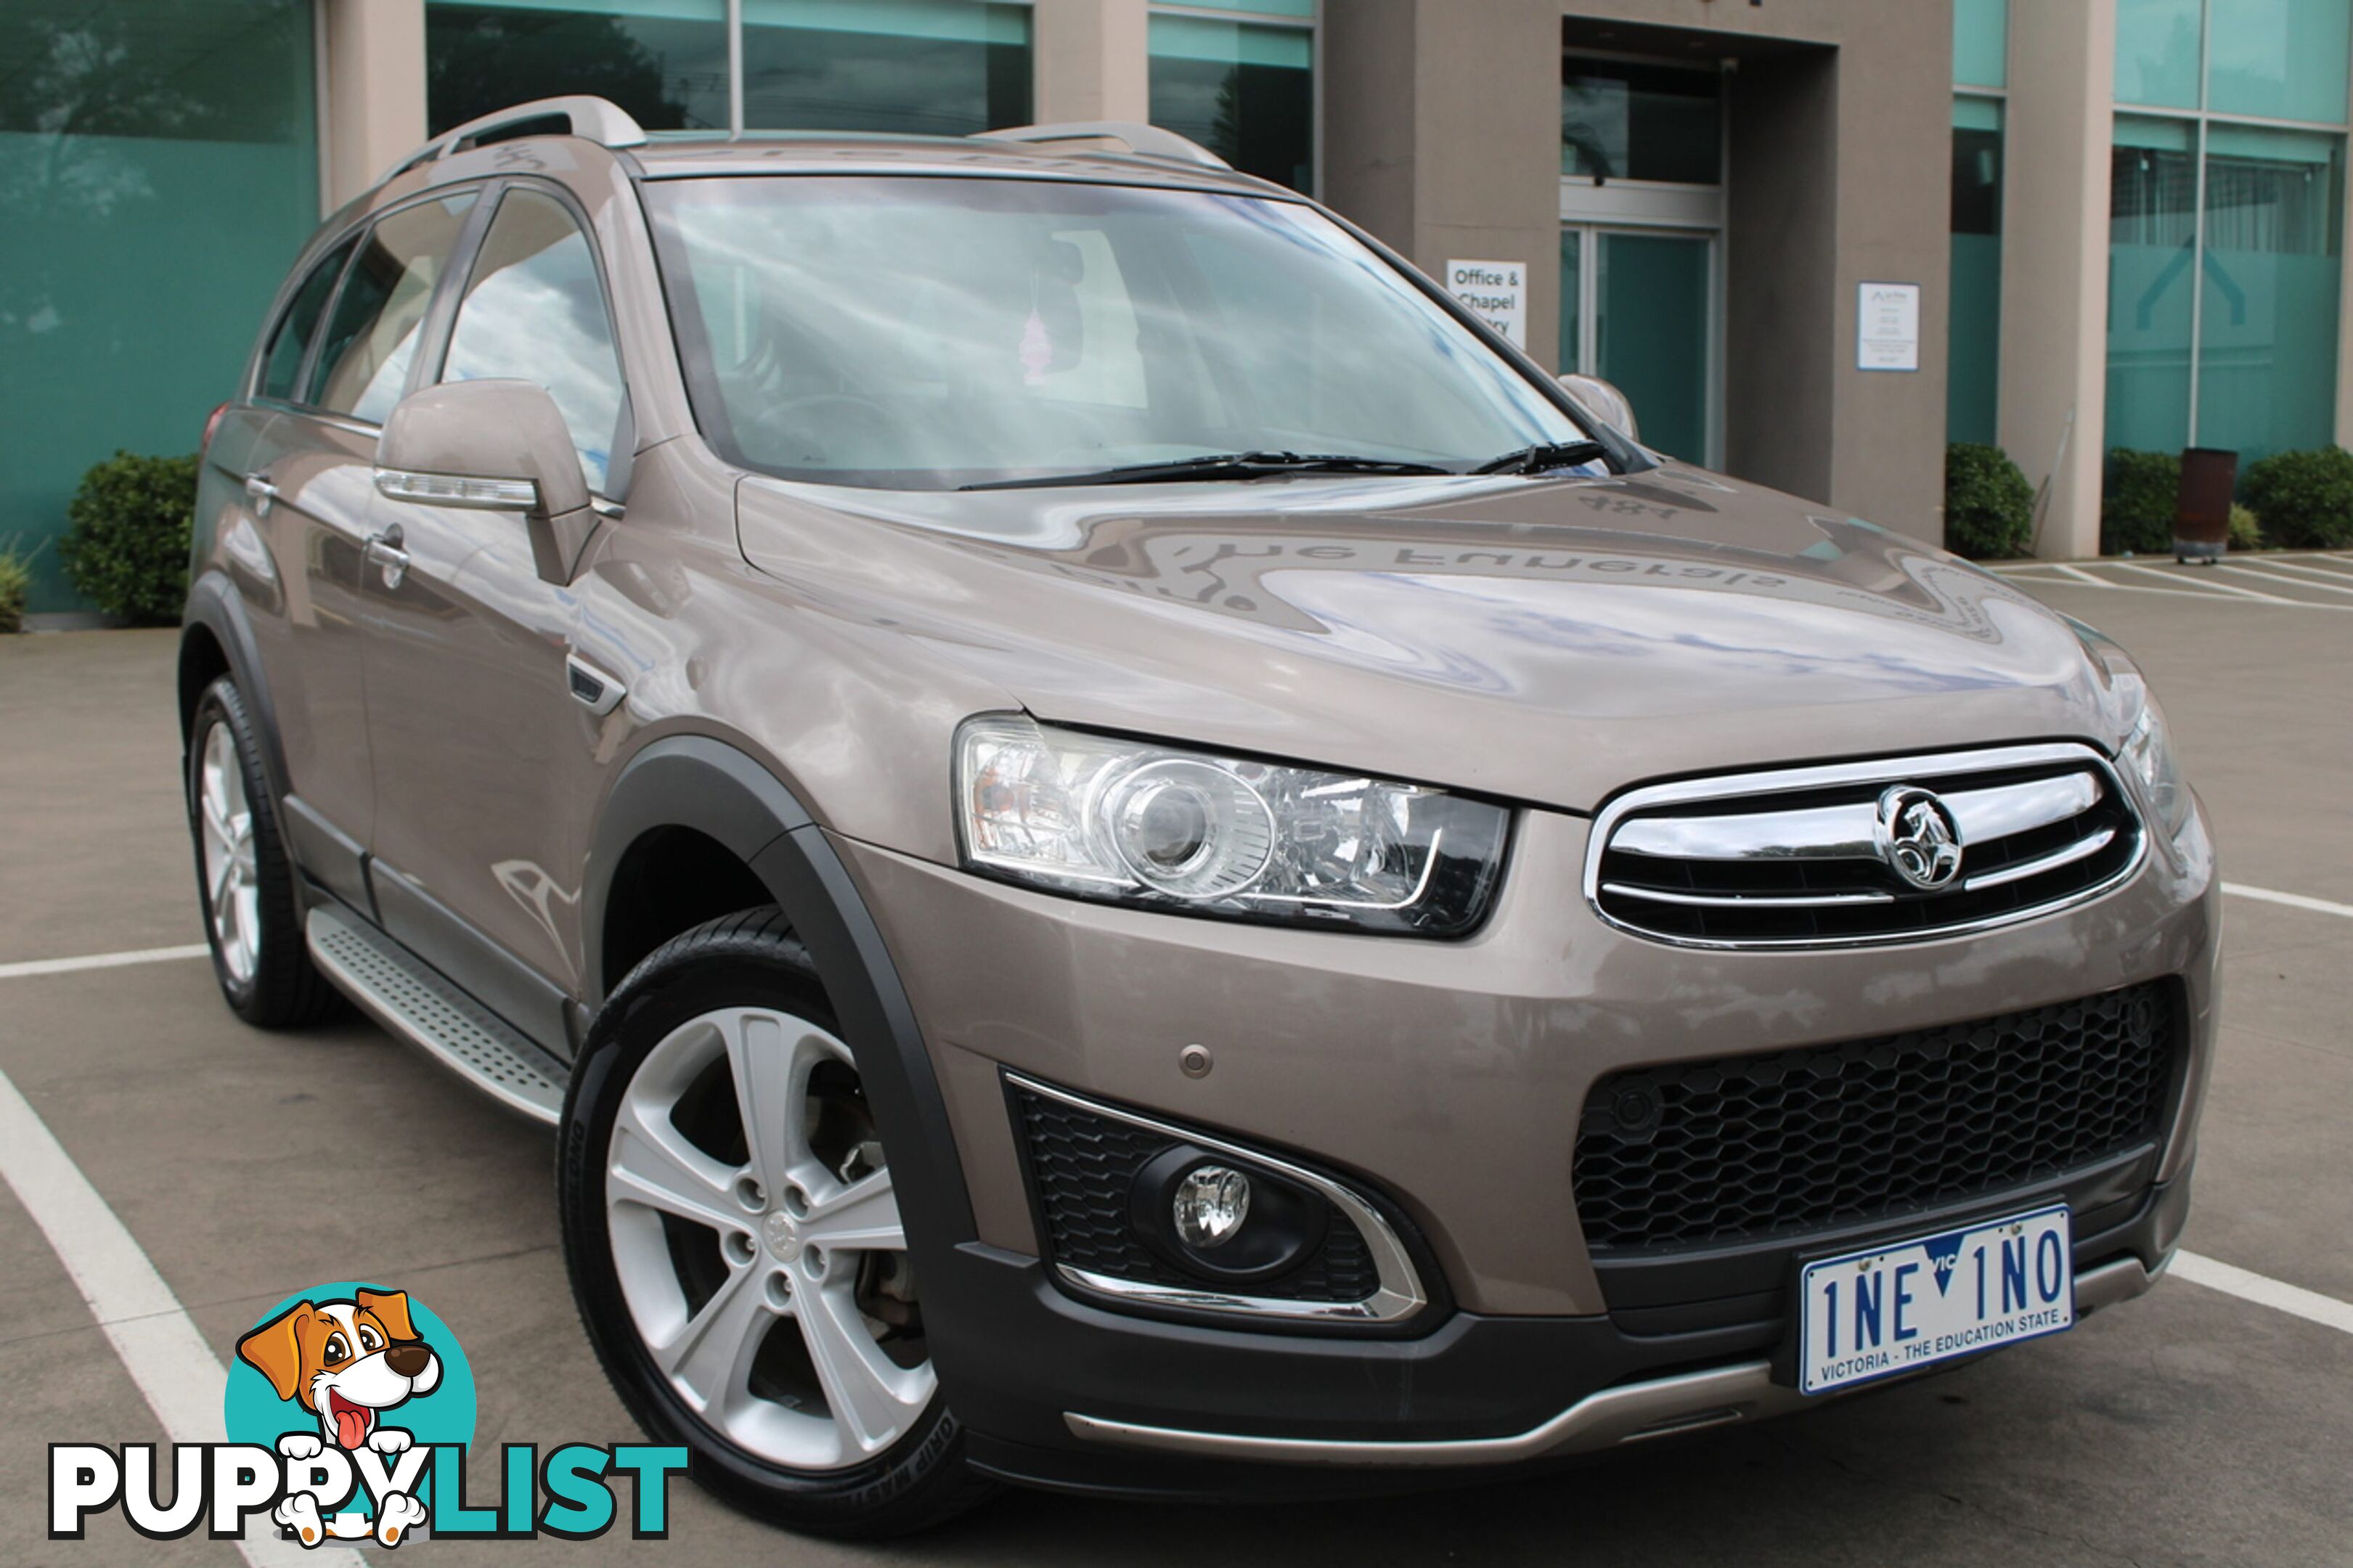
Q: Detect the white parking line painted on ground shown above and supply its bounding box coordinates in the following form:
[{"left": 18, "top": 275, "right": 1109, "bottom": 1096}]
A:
[
  {"left": 2219, "top": 563, "right": 2353, "bottom": 596},
  {"left": 2105, "top": 561, "right": 2298, "bottom": 602},
  {"left": 2223, "top": 882, "right": 2353, "bottom": 920},
  {"left": 0, "top": 1069, "right": 361, "bottom": 1567},
  {"left": 1989, "top": 553, "right": 2353, "bottom": 611},
  {"left": 0, "top": 943, "right": 210, "bottom": 981},
  {"left": 2172, "top": 1251, "right": 2353, "bottom": 1336}
]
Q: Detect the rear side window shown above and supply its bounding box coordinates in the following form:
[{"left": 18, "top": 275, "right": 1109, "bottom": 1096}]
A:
[
  {"left": 309, "top": 192, "right": 477, "bottom": 423},
  {"left": 258, "top": 242, "right": 353, "bottom": 403},
  {"left": 440, "top": 189, "right": 627, "bottom": 493}
]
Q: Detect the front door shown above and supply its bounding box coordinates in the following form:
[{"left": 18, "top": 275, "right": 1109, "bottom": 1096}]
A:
[
  {"left": 1559, "top": 226, "right": 1716, "bottom": 466},
  {"left": 359, "top": 182, "right": 634, "bottom": 1053},
  {"left": 1557, "top": 51, "right": 1724, "bottom": 466}
]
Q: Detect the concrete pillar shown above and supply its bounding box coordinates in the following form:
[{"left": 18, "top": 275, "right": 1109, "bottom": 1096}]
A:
[
  {"left": 1999, "top": 0, "right": 2115, "bottom": 560},
  {"left": 1324, "top": 0, "right": 1561, "bottom": 364},
  {"left": 1032, "top": 0, "right": 1151, "bottom": 125},
  {"left": 1822, "top": 14, "right": 1954, "bottom": 540},
  {"left": 321, "top": 0, "right": 427, "bottom": 213}
]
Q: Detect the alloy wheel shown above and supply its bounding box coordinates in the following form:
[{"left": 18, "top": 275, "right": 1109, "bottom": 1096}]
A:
[
  {"left": 197, "top": 720, "right": 260, "bottom": 985},
  {"left": 603, "top": 1007, "right": 935, "bottom": 1471}
]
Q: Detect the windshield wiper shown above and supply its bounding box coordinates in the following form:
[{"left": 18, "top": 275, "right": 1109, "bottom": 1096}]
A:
[
  {"left": 961, "top": 451, "right": 1453, "bottom": 490},
  {"left": 1472, "top": 440, "right": 1611, "bottom": 476}
]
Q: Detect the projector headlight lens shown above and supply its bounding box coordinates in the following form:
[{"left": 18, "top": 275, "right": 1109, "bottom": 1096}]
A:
[{"left": 955, "top": 715, "right": 1508, "bottom": 935}]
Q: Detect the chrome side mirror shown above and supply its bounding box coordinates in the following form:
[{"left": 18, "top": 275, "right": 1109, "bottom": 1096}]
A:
[
  {"left": 375, "top": 379, "right": 594, "bottom": 585},
  {"left": 1557, "top": 372, "right": 1639, "bottom": 444}
]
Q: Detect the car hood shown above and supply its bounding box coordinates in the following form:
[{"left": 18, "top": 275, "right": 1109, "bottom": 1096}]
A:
[{"left": 735, "top": 463, "right": 2119, "bottom": 813}]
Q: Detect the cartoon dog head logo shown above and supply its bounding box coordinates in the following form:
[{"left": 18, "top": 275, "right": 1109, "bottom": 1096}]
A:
[
  {"left": 227, "top": 1283, "right": 473, "bottom": 1549},
  {"left": 237, "top": 1288, "right": 443, "bottom": 1451}
]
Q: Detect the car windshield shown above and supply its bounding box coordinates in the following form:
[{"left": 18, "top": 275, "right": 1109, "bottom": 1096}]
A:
[{"left": 643, "top": 174, "right": 1594, "bottom": 489}]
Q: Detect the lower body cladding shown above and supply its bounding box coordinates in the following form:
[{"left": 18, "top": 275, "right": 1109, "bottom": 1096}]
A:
[{"left": 828, "top": 806, "right": 2218, "bottom": 1498}]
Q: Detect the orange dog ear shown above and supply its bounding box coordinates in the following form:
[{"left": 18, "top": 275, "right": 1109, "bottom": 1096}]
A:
[
  {"left": 237, "top": 1303, "right": 314, "bottom": 1402},
  {"left": 356, "top": 1287, "right": 418, "bottom": 1342}
]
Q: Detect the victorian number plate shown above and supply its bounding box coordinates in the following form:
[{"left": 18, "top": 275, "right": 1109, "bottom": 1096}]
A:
[{"left": 1798, "top": 1204, "right": 2073, "bottom": 1395}]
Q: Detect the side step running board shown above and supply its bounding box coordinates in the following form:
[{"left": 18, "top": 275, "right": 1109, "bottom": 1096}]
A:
[{"left": 306, "top": 905, "right": 568, "bottom": 1125}]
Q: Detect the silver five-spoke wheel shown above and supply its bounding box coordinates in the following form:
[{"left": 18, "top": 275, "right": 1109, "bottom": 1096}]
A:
[
  {"left": 605, "top": 1006, "right": 936, "bottom": 1471},
  {"left": 197, "top": 719, "right": 260, "bottom": 985}
]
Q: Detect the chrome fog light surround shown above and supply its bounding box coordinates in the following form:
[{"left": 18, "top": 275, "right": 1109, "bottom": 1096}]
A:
[{"left": 1006, "top": 1072, "right": 1429, "bottom": 1325}]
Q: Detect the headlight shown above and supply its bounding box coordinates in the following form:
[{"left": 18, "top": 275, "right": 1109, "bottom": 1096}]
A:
[
  {"left": 2116, "top": 676, "right": 2192, "bottom": 839},
  {"left": 955, "top": 716, "right": 1509, "bottom": 935}
]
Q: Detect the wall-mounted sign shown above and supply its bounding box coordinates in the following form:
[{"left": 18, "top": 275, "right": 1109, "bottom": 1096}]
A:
[
  {"left": 1857, "top": 281, "right": 1921, "bottom": 372},
  {"left": 1446, "top": 259, "right": 1527, "bottom": 349}
]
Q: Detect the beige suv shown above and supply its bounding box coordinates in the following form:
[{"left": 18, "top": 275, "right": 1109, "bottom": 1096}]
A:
[{"left": 182, "top": 97, "right": 2218, "bottom": 1537}]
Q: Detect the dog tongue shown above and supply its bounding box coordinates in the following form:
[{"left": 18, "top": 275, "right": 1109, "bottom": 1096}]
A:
[{"left": 333, "top": 1402, "right": 369, "bottom": 1449}]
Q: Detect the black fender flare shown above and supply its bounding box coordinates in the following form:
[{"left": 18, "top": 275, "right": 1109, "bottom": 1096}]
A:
[
  {"left": 180, "top": 573, "right": 292, "bottom": 807},
  {"left": 581, "top": 735, "right": 978, "bottom": 1249}
]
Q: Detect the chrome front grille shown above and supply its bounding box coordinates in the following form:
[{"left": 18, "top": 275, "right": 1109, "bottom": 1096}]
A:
[{"left": 1587, "top": 743, "right": 2144, "bottom": 947}]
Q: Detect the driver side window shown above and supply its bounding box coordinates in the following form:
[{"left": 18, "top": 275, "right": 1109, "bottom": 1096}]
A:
[{"left": 440, "top": 189, "right": 629, "bottom": 494}]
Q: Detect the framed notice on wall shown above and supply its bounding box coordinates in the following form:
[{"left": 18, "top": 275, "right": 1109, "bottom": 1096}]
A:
[
  {"left": 1445, "top": 260, "right": 1528, "bottom": 349},
  {"left": 1856, "top": 282, "right": 1921, "bottom": 372}
]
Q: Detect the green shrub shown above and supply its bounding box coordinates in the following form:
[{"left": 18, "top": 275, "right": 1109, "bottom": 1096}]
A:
[
  {"left": 2229, "top": 503, "right": 2263, "bottom": 552},
  {"left": 1943, "top": 443, "right": 2035, "bottom": 559},
  {"left": 58, "top": 449, "right": 198, "bottom": 624},
  {"left": 2240, "top": 446, "right": 2353, "bottom": 549},
  {"left": 2101, "top": 449, "right": 2179, "bottom": 556},
  {"left": 0, "top": 536, "right": 33, "bottom": 634}
]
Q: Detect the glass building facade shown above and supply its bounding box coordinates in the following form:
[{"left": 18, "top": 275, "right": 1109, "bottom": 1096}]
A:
[
  {"left": 2108, "top": 0, "right": 2348, "bottom": 465},
  {"left": 1147, "top": 2, "right": 1316, "bottom": 192},
  {"left": 427, "top": 0, "right": 1034, "bottom": 139},
  {"left": 1949, "top": 0, "right": 2007, "bottom": 445},
  {"left": 1, "top": 0, "right": 319, "bottom": 614}
]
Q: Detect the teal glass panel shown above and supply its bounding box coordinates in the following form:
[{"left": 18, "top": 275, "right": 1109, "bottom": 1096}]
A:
[
  {"left": 2196, "top": 125, "right": 2344, "bottom": 464},
  {"left": 742, "top": 0, "right": 1032, "bottom": 135},
  {"left": 2116, "top": 0, "right": 2202, "bottom": 108},
  {"left": 1954, "top": 0, "right": 2008, "bottom": 89},
  {"left": 1150, "top": 16, "right": 1313, "bottom": 190},
  {"left": 1152, "top": 0, "right": 1314, "bottom": 17},
  {"left": 2208, "top": 0, "right": 2352, "bottom": 124},
  {"left": 2106, "top": 116, "right": 2198, "bottom": 454},
  {"left": 1562, "top": 57, "right": 1721, "bottom": 184},
  {"left": 1949, "top": 100, "right": 2004, "bottom": 446},
  {"left": 1596, "top": 231, "right": 1710, "bottom": 464},
  {"left": 428, "top": 1, "right": 729, "bottom": 134},
  {"left": 1559, "top": 229, "right": 1582, "bottom": 375},
  {"left": 0, "top": 0, "right": 317, "bottom": 614}
]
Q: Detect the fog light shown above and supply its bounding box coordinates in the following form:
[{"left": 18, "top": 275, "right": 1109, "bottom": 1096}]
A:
[{"left": 1172, "top": 1166, "right": 1252, "bottom": 1249}]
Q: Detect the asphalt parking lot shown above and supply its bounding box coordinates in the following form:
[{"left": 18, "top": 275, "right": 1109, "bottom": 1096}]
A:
[{"left": 4, "top": 558, "right": 2350, "bottom": 1567}]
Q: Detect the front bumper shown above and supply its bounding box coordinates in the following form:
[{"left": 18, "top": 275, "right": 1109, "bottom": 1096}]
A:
[{"left": 829, "top": 799, "right": 2218, "bottom": 1496}]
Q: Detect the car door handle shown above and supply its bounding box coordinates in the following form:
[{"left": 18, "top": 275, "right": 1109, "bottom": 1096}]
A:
[
  {"left": 363, "top": 523, "right": 409, "bottom": 589},
  {"left": 243, "top": 472, "right": 280, "bottom": 513}
]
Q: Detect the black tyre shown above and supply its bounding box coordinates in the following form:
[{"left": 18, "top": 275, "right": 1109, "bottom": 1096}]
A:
[
  {"left": 187, "top": 676, "right": 339, "bottom": 1028},
  {"left": 558, "top": 907, "right": 991, "bottom": 1538}
]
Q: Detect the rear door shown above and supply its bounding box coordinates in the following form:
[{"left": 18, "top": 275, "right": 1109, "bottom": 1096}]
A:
[
  {"left": 246, "top": 192, "right": 480, "bottom": 909},
  {"left": 359, "top": 183, "right": 635, "bottom": 1052},
  {"left": 228, "top": 235, "right": 372, "bottom": 907}
]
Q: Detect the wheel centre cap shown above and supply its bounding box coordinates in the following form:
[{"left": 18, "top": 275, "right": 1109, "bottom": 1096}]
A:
[{"left": 761, "top": 1209, "right": 801, "bottom": 1262}]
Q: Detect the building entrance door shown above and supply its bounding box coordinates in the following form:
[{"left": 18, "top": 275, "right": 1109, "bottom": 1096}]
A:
[
  {"left": 1559, "top": 225, "right": 1716, "bottom": 465},
  {"left": 1557, "top": 51, "right": 1725, "bottom": 466}
]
